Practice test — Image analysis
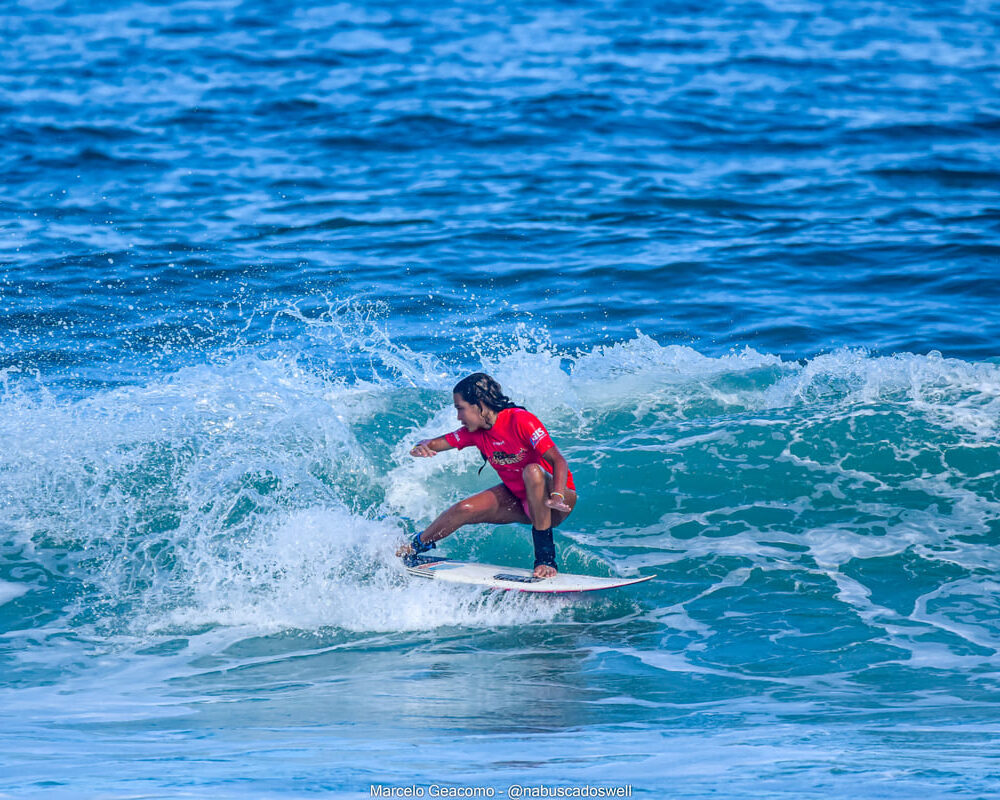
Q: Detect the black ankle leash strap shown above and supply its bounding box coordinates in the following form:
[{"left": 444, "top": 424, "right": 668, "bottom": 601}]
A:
[{"left": 531, "top": 527, "right": 557, "bottom": 569}]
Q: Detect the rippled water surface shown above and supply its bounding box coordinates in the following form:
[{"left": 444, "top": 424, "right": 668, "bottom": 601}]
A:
[{"left": 2, "top": 0, "right": 1000, "bottom": 797}]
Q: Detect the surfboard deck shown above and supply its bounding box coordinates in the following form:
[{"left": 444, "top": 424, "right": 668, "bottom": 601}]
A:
[{"left": 402, "top": 554, "right": 654, "bottom": 594}]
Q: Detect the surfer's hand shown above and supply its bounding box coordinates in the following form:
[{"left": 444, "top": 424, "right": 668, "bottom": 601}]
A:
[
  {"left": 395, "top": 541, "right": 415, "bottom": 557},
  {"left": 410, "top": 440, "right": 436, "bottom": 457},
  {"left": 533, "top": 564, "right": 557, "bottom": 579},
  {"left": 545, "top": 493, "right": 571, "bottom": 513}
]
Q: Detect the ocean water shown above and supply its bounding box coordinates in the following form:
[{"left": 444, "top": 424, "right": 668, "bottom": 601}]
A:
[{"left": 2, "top": 0, "right": 1000, "bottom": 797}]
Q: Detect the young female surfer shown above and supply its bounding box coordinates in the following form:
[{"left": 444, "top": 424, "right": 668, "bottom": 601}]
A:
[{"left": 396, "top": 373, "right": 576, "bottom": 578}]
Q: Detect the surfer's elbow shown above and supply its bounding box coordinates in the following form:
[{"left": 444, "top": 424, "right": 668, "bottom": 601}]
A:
[{"left": 541, "top": 446, "right": 567, "bottom": 470}]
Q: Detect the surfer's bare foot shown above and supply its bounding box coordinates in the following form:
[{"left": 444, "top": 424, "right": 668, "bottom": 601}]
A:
[
  {"left": 533, "top": 564, "right": 557, "bottom": 579},
  {"left": 395, "top": 542, "right": 415, "bottom": 557}
]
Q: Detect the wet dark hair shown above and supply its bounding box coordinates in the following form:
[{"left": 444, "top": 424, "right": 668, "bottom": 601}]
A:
[
  {"left": 453, "top": 373, "right": 522, "bottom": 474},
  {"left": 453, "top": 373, "right": 519, "bottom": 412}
]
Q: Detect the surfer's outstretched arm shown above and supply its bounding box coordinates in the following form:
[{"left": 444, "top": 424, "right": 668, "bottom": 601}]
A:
[{"left": 410, "top": 436, "right": 454, "bottom": 457}]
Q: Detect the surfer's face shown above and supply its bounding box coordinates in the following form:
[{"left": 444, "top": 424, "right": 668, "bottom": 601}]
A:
[{"left": 454, "top": 393, "right": 488, "bottom": 431}]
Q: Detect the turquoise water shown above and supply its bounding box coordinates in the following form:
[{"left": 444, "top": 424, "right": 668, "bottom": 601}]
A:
[{"left": 3, "top": 0, "right": 1000, "bottom": 797}]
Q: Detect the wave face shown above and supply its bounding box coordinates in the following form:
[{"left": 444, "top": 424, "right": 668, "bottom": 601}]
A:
[
  {"left": 3, "top": 0, "right": 1000, "bottom": 794},
  {"left": 3, "top": 327, "right": 1000, "bottom": 796}
]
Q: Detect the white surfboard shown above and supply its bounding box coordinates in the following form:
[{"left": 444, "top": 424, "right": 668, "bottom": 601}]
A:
[{"left": 402, "top": 555, "right": 654, "bottom": 594}]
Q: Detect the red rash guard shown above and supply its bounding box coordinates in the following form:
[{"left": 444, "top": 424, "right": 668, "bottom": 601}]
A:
[{"left": 445, "top": 408, "right": 575, "bottom": 500}]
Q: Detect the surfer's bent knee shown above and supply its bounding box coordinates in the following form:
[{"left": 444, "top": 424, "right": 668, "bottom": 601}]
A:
[
  {"left": 521, "top": 463, "right": 546, "bottom": 488},
  {"left": 455, "top": 499, "right": 480, "bottom": 518}
]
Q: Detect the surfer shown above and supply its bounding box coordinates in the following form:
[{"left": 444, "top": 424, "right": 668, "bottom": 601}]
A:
[{"left": 396, "top": 373, "right": 576, "bottom": 578}]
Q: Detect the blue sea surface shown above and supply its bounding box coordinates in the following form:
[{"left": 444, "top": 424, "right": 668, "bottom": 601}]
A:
[{"left": 2, "top": 0, "right": 1000, "bottom": 797}]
